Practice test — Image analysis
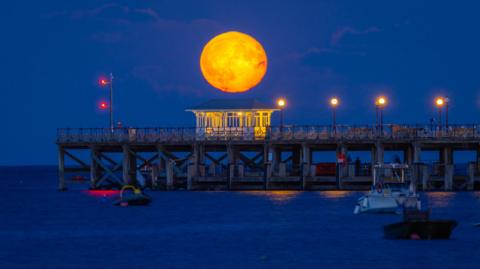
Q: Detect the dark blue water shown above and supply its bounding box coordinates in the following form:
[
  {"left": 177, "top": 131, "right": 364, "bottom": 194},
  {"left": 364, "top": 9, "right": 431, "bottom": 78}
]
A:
[{"left": 1, "top": 166, "right": 480, "bottom": 269}]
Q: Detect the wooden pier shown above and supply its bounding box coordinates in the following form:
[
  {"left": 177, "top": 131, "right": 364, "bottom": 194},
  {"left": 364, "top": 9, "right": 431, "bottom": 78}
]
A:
[{"left": 56, "top": 124, "right": 480, "bottom": 191}]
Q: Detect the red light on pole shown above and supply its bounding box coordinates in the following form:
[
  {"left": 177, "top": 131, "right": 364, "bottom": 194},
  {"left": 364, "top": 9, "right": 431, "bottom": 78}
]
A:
[
  {"left": 98, "top": 73, "right": 114, "bottom": 131},
  {"left": 99, "top": 101, "right": 108, "bottom": 110},
  {"left": 99, "top": 77, "right": 109, "bottom": 87}
]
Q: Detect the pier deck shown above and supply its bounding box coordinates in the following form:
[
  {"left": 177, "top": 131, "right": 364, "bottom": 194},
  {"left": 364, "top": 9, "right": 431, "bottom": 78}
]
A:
[{"left": 56, "top": 124, "right": 480, "bottom": 191}]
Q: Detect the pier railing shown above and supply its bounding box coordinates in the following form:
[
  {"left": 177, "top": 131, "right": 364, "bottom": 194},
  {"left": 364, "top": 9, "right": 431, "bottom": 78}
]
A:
[{"left": 57, "top": 124, "right": 480, "bottom": 143}]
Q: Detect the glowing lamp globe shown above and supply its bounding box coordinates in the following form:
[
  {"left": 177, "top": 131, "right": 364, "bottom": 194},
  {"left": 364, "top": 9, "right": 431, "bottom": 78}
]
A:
[
  {"left": 330, "top": 97, "right": 339, "bottom": 107},
  {"left": 376, "top": 96, "right": 387, "bottom": 106},
  {"left": 99, "top": 101, "right": 108, "bottom": 110},
  {"left": 99, "top": 78, "right": 109, "bottom": 87},
  {"left": 200, "top": 31, "right": 268, "bottom": 93}
]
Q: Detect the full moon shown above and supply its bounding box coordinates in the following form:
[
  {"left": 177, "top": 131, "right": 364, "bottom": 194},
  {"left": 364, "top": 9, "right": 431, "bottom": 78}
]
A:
[{"left": 200, "top": 31, "right": 267, "bottom": 93}]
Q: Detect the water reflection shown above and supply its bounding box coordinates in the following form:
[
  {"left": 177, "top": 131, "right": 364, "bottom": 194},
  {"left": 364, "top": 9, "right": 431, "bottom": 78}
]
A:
[
  {"left": 240, "top": 191, "right": 300, "bottom": 204},
  {"left": 425, "top": 192, "right": 456, "bottom": 208},
  {"left": 82, "top": 190, "right": 120, "bottom": 198},
  {"left": 318, "top": 191, "right": 354, "bottom": 200}
]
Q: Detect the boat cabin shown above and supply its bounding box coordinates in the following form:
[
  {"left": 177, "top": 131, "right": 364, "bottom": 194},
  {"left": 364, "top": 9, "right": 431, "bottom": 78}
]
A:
[{"left": 186, "top": 99, "right": 279, "bottom": 139}]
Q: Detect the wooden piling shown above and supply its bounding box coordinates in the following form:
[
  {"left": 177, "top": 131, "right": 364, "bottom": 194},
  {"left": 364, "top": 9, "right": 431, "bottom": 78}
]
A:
[
  {"left": 166, "top": 159, "right": 174, "bottom": 190},
  {"left": 444, "top": 164, "right": 453, "bottom": 191},
  {"left": 90, "top": 147, "right": 98, "bottom": 189},
  {"left": 227, "top": 144, "right": 234, "bottom": 190},
  {"left": 301, "top": 143, "right": 310, "bottom": 190},
  {"left": 122, "top": 144, "right": 130, "bottom": 185},
  {"left": 58, "top": 146, "right": 66, "bottom": 191},
  {"left": 468, "top": 162, "right": 475, "bottom": 190},
  {"left": 422, "top": 164, "right": 430, "bottom": 191}
]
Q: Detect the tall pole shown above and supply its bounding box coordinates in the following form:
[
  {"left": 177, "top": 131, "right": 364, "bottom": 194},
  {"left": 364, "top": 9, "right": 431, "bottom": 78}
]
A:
[
  {"left": 380, "top": 107, "right": 384, "bottom": 134},
  {"left": 332, "top": 107, "right": 337, "bottom": 135},
  {"left": 438, "top": 106, "right": 442, "bottom": 131},
  {"left": 445, "top": 98, "right": 449, "bottom": 130},
  {"left": 375, "top": 105, "right": 379, "bottom": 133},
  {"left": 276, "top": 98, "right": 286, "bottom": 135},
  {"left": 109, "top": 72, "right": 114, "bottom": 132},
  {"left": 280, "top": 109, "right": 284, "bottom": 132}
]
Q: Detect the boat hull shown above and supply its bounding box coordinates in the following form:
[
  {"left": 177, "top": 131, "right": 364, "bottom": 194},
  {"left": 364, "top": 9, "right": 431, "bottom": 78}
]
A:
[
  {"left": 114, "top": 194, "right": 152, "bottom": 206},
  {"left": 355, "top": 194, "right": 419, "bottom": 214},
  {"left": 384, "top": 221, "right": 457, "bottom": 239}
]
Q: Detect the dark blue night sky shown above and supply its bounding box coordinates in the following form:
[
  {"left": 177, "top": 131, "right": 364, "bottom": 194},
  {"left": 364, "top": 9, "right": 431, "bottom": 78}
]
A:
[{"left": 2, "top": 1, "right": 480, "bottom": 165}]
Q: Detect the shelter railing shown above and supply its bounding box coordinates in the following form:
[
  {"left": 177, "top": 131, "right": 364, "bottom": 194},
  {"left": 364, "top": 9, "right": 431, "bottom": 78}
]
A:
[{"left": 57, "top": 124, "right": 480, "bottom": 143}]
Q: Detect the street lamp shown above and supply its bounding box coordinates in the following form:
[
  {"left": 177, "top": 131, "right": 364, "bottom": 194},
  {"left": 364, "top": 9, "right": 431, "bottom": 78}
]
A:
[
  {"left": 435, "top": 96, "right": 446, "bottom": 130},
  {"left": 277, "top": 98, "right": 286, "bottom": 130},
  {"left": 99, "top": 101, "right": 108, "bottom": 110},
  {"left": 99, "top": 73, "right": 114, "bottom": 131},
  {"left": 375, "top": 96, "right": 387, "bottom": 134},
  {"left": 445, "top": 97, "right": 449, "bottom": 130},
  {"left": 330, "top": 97, "right": 339, "bottom": 135}
]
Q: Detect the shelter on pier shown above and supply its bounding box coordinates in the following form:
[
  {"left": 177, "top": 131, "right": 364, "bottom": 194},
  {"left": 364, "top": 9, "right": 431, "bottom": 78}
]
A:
[{"left": 186, "top": 99, "right": 279, "bottom": 139}]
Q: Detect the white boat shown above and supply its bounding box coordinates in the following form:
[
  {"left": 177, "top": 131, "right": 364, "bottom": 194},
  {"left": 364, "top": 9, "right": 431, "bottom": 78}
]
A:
[{"left": 354, "top": 163, "right": 421, "bottom": 214}]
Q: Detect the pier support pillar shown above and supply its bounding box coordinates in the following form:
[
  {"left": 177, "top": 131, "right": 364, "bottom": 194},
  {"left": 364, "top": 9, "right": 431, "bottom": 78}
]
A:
[
  {"left": 272, "top": 146, "right": 280, "bottom": 176},
  {"left": 444, "top": 164, "right": 453, "bottom": 190},
  {"left": 129, "top": 151, "right": 137, "bottom": 185},
  {"left": 198, "top": 144, "right": 205, "bottom": 166},
  {"left": 227, "top": 144, "right": 234, "bottom": 190},
  {"left": 374, "top": 142, "right": 384, "bottom": 164},
  {"left": 238, "top": 164, "right": 244, "bottom": 178},
  {"left": 292, "top": 147, "right": 301, "bottom": 177},
  {"left": 264, "top": 144, "right": 272, "bottom": 190},
  {"left": 166, "top": 159, "right": 174, "bottom": 190},
  {"left": 208, "top": 163, "right": 216, "bottom": 176},
  {"left": 192, "top": 143, "right": 200, "bottom": 179},
  {"left": 90, "top": 147, "right": 100, "bottom": 189},
  {"left": 193, "top": 143, "right": 205, "bottom": 178},
  {"left": 413, "top": 143, "right": 421, "bottom": 163},
  {"left": 58, "top": 146, "right": 66, "bottom": 191},
  {"left": 468, "top": 163, "right": 475, "bottom": 190},
  {"left": 198, "top": 144, "right": 206, "bottom": 177},
  {"left": 122, "top": 145, "right": 130, "bottom": 185},
  {"left": 187, "top": 147, "right": 198, "bottom": 190},
  {"left": 279, "top": 163, "right": 287, "bottom": 178},
  {"left": 422, "top": 164, "right": 430, "bottom": 191},
  {"left": 301, "top": 143, "right": 311, "bottom": 190},
  {"left": 187, "top": 164, "right": 194, "bottom": 190},
  {"left": 337, "top": 144, "right": 348, "bottom": 184},
  {"left": 228, "top": 164, "right": 234, "bottom": 190},
  {"left": 442, "top": 147, "right": 453, "bottom": 165},
  {"left": 407, "top": 143, "right": 422, "bottom": 165},
  {"left": 409, "top": 143, "right": 422, "bottom": 185},
  {"left": 151, "top": 164, "right": 159, "bottom": 189}
]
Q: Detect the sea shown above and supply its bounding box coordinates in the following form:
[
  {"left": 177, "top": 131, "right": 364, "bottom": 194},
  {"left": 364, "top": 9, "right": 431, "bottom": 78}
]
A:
[{"left": 1, "top": 166, "right": 480, "bottom": 269}]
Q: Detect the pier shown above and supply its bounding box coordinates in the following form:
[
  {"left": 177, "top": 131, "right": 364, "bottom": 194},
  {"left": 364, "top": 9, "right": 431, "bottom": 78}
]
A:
[{"left": 57, "top": 124, "right": 480, "bottom": 191}]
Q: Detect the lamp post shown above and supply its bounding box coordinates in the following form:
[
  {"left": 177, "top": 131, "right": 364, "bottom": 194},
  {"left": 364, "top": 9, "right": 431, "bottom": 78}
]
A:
[
  {"left": 445, "top": 96, "right": 449, "bottom": 130},
  {"left": 277, "top": 98, "right": 286, "bottom": 132},
  {"left": 99, "top": 73, "right": 114, "bottom": 131},
  {"left": 435, "top": 97, "right": 445, "bottom": 131},
  {"left": 330, "top": 97, "right": 339, "bottom": 135},
  {"left": 375, "top": 96, "right": 387, "bottom": 135}
]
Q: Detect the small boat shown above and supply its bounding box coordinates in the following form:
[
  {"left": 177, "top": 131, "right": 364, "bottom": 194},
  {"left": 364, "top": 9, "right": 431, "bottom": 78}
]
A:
[
  {"left": 113, "top": 185, "right": 151, "bottom": 206},
  {"left": 384, "top": 209, "right": 457, "bottom": 239},
  {"left": 354, "top": 163, "right": 421, "bottom": 214}
]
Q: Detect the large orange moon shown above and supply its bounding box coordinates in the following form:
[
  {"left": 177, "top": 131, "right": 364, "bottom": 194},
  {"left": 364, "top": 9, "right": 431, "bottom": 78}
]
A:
[{"left": 200, "top": 31, "right": 267, "bottom": 93}]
